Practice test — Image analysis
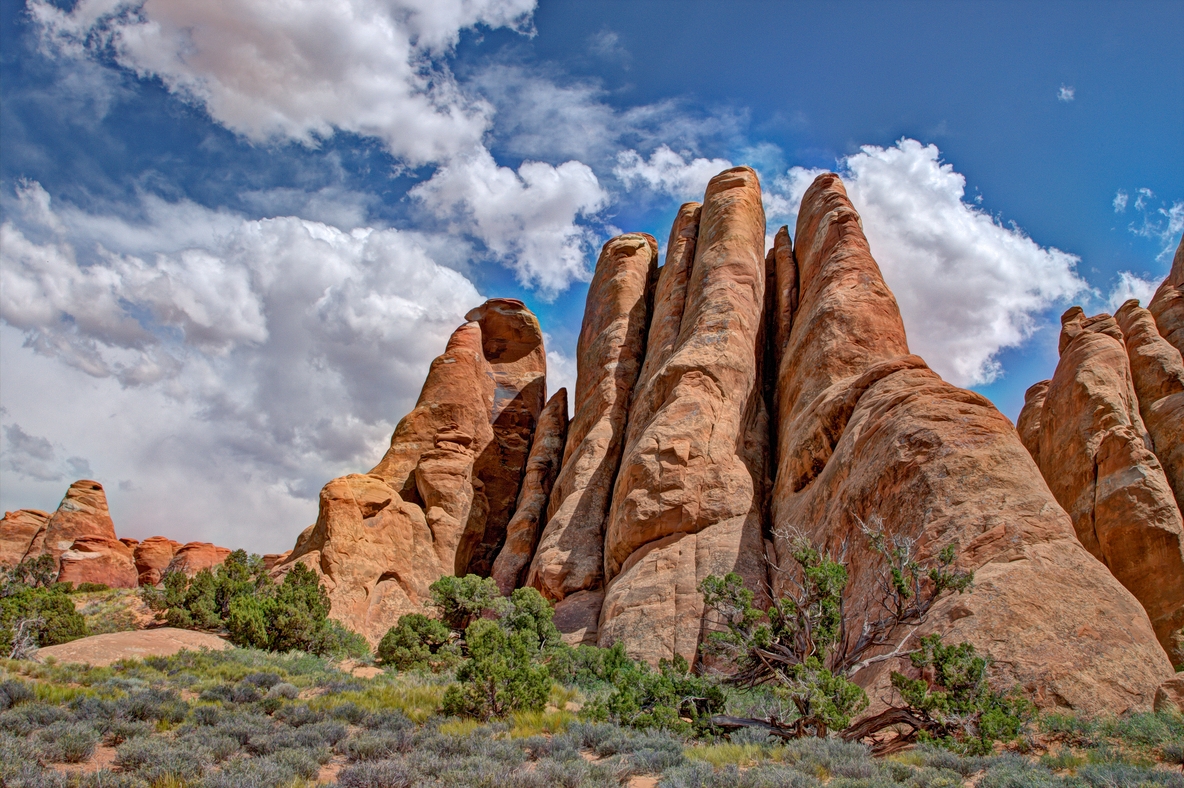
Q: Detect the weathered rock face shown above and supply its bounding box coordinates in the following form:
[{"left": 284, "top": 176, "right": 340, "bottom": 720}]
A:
[
  {"left": 58, "top": 536, "right": 138, "bottom": 588},
  {"left": 134, "top": 537, "right": 182, "bottom": 586},
  {"left": 41, "top": 481, "right": 119, "bottom": 570},
  {"left": 1032, "top": 307, "right": 1184, "bottom": 665},
  {"left": 278, "top": 300, "right": 549, "bottom": 643},
  {"left": 768, "top": 174, "right": 1171, "bottom": 714},
  {"left": 166, "top": 542, "right": 232, "bottom": 577},
  {"left": 1016, "top": 380, "right": 1049, "bottom": 465},
  {"left": 1148, "top": 237, "right": 1184, "bottom": 356},
  {"left": 1115, "top": 298, "right": 1184, "bottom": 515},
  {"left": 527, "top": 234, "right": 657, "bottom": 607},
  {"left": 0, "top": 509, "right": 50, "bottom": 568},
  {"left": 491, "top": 389, "right": 569, "bottom": 595},
  {"left": 282, "top": 473, "right": 445, "bottom": 643},
  {"left": 599, "top": 167, "right": 770, "bottom": 665}
]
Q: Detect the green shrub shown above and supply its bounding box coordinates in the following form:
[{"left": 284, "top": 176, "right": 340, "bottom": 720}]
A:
[
  {"left": 442, "top": 616, "right": 552, "bottom": 719},
  {"left": 74, "top": 583, "right": 110, "bottom": 593},
  {"left": 0, "top": 584, "right": 88, "bottom": 654},
  {"left": 377, "top": 613, "right": 452, "bottom": 669},
  {"left": 38, "top": 720, "right": 100, "bottom": 763}
]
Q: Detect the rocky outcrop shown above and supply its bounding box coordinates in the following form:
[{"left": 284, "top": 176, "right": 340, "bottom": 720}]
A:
[
  {"left": 280, "top": 473, "right": 445, "bottom": 643},
  {"left": 133, "top": 536, "right": 182, "bottom": 586},
  {"left": 1148, "top": 237, "right": 1184, "bottom": 356},
  {"left": 277, "top": 299, "right": 550, "bottom": 643},
  {"left": 527, "top": 234, "right": 657, "bottom": 611},
  {"left": 0, "top": 509, "right": 50, "bottom": 568},
  {"left": 1016, "top": 380, "right": 1049, "bottom": 465},
  {"left": 767, "top": 173, "right": 1170, "bottom": 714},
  {"left": 41, "top": 481, "right": 119, "bottom": 570},
  {"left": 599, "top": 167, "right": 771, "bottom": 666},
  {"left": 57, "top": 536, "right": 138, "bottom": 588},
  {"left": 166, "top": 542, "right": 232, "bottom": 577},
  {"left": 461, "top": 299, "right": 548, "bottom": 577},
  {"left": 491, "top": 389, "right": 569, "bottom": 595},
  {"left": 1029, "top": 307, "right": 1184, "bottom": 665},
  {"left": 1156, "top": 675, "right": 1184, "bottom": 714},
  {"left": 1115, "top": 298, "right": 1184, "bottom": 515}
]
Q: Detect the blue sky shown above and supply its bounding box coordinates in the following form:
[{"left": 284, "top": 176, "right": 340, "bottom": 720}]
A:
[{"left": 1, "top": 0, "right": 1181, "bottom": 551}]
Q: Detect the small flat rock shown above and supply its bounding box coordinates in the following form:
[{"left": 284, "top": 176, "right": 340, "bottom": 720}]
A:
[{"left": 33, "top": 627, "right": 230, "bottom": 666}]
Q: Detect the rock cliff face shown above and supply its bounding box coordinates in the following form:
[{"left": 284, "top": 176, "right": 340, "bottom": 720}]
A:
[
  {"left": 1017, "top": 302, "right": 1184, "bottom": 667},
  {"left": 57, "top": 536, "right": 138, "bottom": 588},
  {"left": 134, "top": 537, "right": 182, "bottom": 586},
  {"left": 1148, "top": 238, "right": 1184, "bottom": 357},
  {"left": 41, "top": 481, "right": 120, "bottom": 569},
  {"left": 767, "top": 174, "right": 1170, "bottom": 713}
]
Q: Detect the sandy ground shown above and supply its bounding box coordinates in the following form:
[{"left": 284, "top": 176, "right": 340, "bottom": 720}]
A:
[{"left": 34, "top": 627, "right": 230, "bottom": 666}]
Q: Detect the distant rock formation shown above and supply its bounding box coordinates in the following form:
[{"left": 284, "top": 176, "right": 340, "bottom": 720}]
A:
[{"left": 0, "top": 480, "right": 232, "bottom": 589}]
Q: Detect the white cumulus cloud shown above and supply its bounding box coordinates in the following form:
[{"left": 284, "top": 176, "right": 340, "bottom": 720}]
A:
[
  {"left": 1058, "top": 85, "right": 1075, "bottom": 102},
  {"left": 411, "top": 148, "right": 608, "bottom": 296},
  {"left": 768, "top": 139, "right": 1088, "bottom": 387},
  {"left": 1106, "top": 271, "right": 1160, "bottom": 312},
  {"left": 0, "top": 181, "right": 483, "bottom": 550},
  {"left": 29, "top": 0, "right": 536, "bottom": 166},
  {"left": 614, "top": 145, "right": 734, "bottom": 202}
]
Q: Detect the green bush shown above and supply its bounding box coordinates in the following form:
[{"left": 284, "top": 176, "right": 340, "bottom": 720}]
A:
[
  {"left": 581, "top": 650, "right": 726, "bottom": 736},
  {"left": 145, "top": 549, "right": 366, "bottom": 656},
  {"left": 376, "top": 613, "right": 452, "bottom": 669},
  {"left": 441, "top": 616, "right": 552, "bottom": 719},
  {"left": 0, "top": 583, "right": 88, "bottom": 654}
]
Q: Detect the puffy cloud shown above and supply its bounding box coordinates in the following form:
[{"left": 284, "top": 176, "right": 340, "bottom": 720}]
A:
[
  {"left": 543, "top": 338, "right": 577, "bottom": 415},
  {"left": 1058, "top": 85, "right": 1075, "bottom": 102},
  {"left": 769, "top": 139, "right": 1087, "bottom": 387},
  {"left": 0, "top": 182, "right": 482, "bottom": 549},
  {"left": 411, "top": 148, "right": 607, "bottom": 296},
  {"left": 1106, "top": 271, "right": 1160, "bottom": 312},
  {"left": 1114, "top": 189, "right": 1129, "bottom": 212},
  {"left": 29, "top": 0, "right": 536, "bottom": 165},
  {"left": 614, "top": 146, "right": 734, "bottom": 202}
]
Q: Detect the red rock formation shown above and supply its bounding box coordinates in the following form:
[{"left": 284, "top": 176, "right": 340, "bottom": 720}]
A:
[
  {"left": 599, "top": 166, "right": 770, "bottom": 666},
  {"left": 41, "top": 481, "right": 119, "bottom": 571},
  {"left": 134, "top": 536, "right": 182, "bottom": 586},
  {"left": 281, "top": 473, "right": 445, "bottom": 643},
  {"left": 769, "top": 173, "right": 1171, "bottom": 714},
  {"left": 491, "top": 389, "right": 569, "bottom": 595},
  {"left": 1116, "top": 298, "right": 1184, "bottom": 515},
  {"left": 166, "top": 542, "right": 232, "bottom": 577},
  {"left": 1034, "top": 307, "right": 1184, "bottom": 664},
  {"left": 0, "top": 509, "right": 50, "bottom": 568},
  {"left": 526, "top": 234, "right": 657, "bottom": 626},
  {"left": 278, "top": 299, "right": 550, "bottom": 643},
  {"left": 58, "top": 536, "right": 138, "bottom": 588},
  {"left": 1148, "top": 237, "right": 1184, "bottom": 356},
  {"left": 462, "top": 299, "right": 548, "bottom": 577},
  {"left": 261, "top": 551, "right": 291, "bottom": 573},
  {"left": 1015, "top": 380, "right": 1049, "bottom": 465}
]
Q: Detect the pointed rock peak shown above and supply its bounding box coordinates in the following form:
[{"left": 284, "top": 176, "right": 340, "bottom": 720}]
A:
[
  {"left": 1059, "top": 307, "right": 1122, "bottom": 354},
  {"left": 60, "top": 480, "right": 111, "bottom": 514}
]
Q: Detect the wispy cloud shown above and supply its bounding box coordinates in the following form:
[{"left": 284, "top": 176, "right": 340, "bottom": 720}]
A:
[
  {"left": 1113, "top": 189, "right": 1129, "bottom": 212},
  {"left": 1058, "top": 85, "right": 1075, "bottom": 102}
]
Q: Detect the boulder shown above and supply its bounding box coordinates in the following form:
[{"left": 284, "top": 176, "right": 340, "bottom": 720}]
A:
[
  {"left": 491, "top": 388, "right": 569, "bottom": 595},
  {"left": 1036, "top": 307, "right": 1184, "bottom": 665},
  {"left": 166, "top": 542, "right": 232, "bottom": 577},
  {"left": 279, "top": 473, "right": 445, "bottom": 643},
  {"left": 1154, "top": 675, "right": 1184, "bottom": 714},
  {"left": 1148, "top": 237, "right": 1184, "bottom": 356},
  {"left": 768, "top": 173, "right": 1171, "bottom": 714},
  {"left": 1116, "top": 298, "right": 1184, "bottom": 515},
  {"left": 57, "top": 535, "right": 138, "bottom": 588},
  {"left": 527, "top": 234, "right": 657, "bottom": 609},
  {"left": 261, "top": 551, "right": 291, "bottom": 573},
  {"left": 0, "top": 509, "right": 50, "bottom": 568},
  {"left": 41, "top": 480, "right": 119, "bottom": 570},
  {"left": 1016, "top": 380, "right": 1049, "bottom": 465},
  {"left": 462, "top": 299, "right": 548, "bottom": 577},
  {"left": 599, "top": 166, "right": 771, "bottom": 665},
  {"left": 133, "top": 536, "right": 182, "bottom": 586}
]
